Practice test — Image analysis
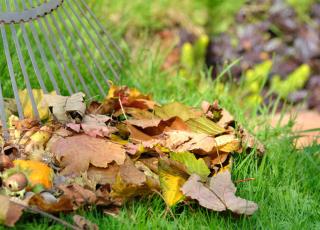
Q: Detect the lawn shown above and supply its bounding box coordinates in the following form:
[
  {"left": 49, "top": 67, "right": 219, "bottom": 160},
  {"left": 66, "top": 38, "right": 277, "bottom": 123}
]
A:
[{"left": 1, "top": 0, "right": 320, "bottom": 229}]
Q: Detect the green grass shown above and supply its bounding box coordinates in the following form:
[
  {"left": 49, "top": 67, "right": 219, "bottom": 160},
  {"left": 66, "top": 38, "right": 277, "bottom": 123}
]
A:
[{"left": 1, "top": 0, "right": 320, "bottom": 229}]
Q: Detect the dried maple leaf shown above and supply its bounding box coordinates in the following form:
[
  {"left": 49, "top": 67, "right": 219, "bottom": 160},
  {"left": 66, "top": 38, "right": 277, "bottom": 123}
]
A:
[
  {"left": 181, "top": 171, "right": 258, "bottom": 215},
  {"left": 0, "top": 195, "right": 24, "bottom": 227},
  {"left": 51, "top": 135, "right": 126, "bottom": 175}
]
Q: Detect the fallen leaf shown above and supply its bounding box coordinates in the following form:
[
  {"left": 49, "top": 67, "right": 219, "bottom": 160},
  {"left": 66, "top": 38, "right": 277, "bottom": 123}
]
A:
[
  {"left": 73, "top": 215, "right": 99, "bottom": 230},
  {"left": 0, "top": 195, "right": 24, "bottom": 227},
  {"left": 158, "top": 158, "right": 188, "bottom": 206},
  {"left": 87, "top": 164, "right": 120, "bottom": 185},
  {"left": 28, "top": 194, "right": 74, "bottom": 213},
  {"left": 210, "top": 152, "right": 230, "bottom": 166},
  {"left": 170, "top": 151, "right": 210, "bottom": 180},
  {"left": 110, "top": 158, "right": 149, "bottom": 202},
  {"left": 186, "top": 116, "right": 225, "bottom": 135},
  {"left": 119, "top": 157, "right": 146, "bottom": 186},
  {"left": 67, "top": 114, "right": 116, "bottom": 138},
  {"left": 181, "top": 171, "right": 258, "bottom": 215},
  {"left": 51, "top": 135, "right": 126, "bottom": 175},
  {"left": 126, "top": 118, "right": 162, "bottom": 129},
  {"left": 154, "top": 131, "right": 240, "bottom": 154},
  {"left": 44, "top": 92, "right": 86, "bottom": 123},
  {"left": 217, "top": 109, "right": 235, "bottom": 128},
  {"left": 19, "top": 89, "right": 53, "bottom": 120},
  {"left": 105, "top": 85, "right": 155, "bottom": 111},
  {"left": 154, "top": 102, "right": 201, "bottom": 121},
  {"left": 58, "top": 184, "right": 97, "bottom": 208}
]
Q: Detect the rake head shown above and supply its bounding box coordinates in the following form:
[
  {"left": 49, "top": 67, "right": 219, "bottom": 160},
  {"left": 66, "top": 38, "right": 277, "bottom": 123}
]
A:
[{"left": 0, "top": 0, "right": 123, "bottom": 129}]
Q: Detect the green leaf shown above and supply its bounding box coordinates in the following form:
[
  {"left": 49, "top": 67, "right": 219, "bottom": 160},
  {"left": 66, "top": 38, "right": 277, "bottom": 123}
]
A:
[
  {"left": 170, "top": 152, "right": 210, "bottom": 181},
  {"left": 186, "top": 116, "right": 225, "bottom": 135}
]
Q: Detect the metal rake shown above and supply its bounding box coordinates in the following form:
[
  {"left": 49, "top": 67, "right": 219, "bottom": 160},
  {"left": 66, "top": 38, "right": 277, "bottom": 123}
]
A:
[{"left": 0, "top": 0, "right": 123, "bottom": 130}]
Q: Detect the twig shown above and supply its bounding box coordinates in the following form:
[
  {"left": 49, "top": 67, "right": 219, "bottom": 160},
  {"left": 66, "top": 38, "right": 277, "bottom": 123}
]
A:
[
  {"left": 235, "top": 177, "right": 255, "bottom": 184},
  {"left": 118, "top": 98, "right": 128, "bottom": 120},
  {"left": 9, "top": 200, "right": 81, "bottom": 230}
]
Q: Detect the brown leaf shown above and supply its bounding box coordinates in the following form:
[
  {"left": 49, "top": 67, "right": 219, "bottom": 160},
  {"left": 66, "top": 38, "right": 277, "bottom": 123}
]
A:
[
  {"left": 0, "top": 195, "right": 24, "bottom": 227},
  {"left": 210, "top": 152, "right": 230, "bottom": 166},
  {"left": 104, "top": 85, "right": 155, "bottom": 112},
  {"left": 87, "top": 164, "right": 120, "bottom": 185},
  {"left": 110, "top": 158, "right": 149, "bottom": 203},
  {"left": 181, "top": 171, "right": 258, "bottom": 215},
  {"left": 28, "top": 194, "right": 74, "bottom": 213},
  {"left": 44, "top": 92, "right": 86, "bottom": 123},
  {"left": 67, "top": 114, "right": 116, "bottom": 138},
  {"left": 150, "top": 131, "right": 240, "bottom": 154},
  {"left": 118, "top": 158, "right": 146, "bottom": 186},
  {"left": 58, "top": 184, "right": 97, "bottom": 208},
  {"left": 127, "top": 124, "right": 153, "bottom": 142},
  {"left": 126, "top": 118, "right": 162, "bottom": 129},
  {"left": 217, "top": 109, "right": 235, "bottom": 128},
  {"left": 51, "top": 135, "right": 126, "bottom": 175},
  {"left": 73, "top": 215, "right": 99, "bottom": 230}
]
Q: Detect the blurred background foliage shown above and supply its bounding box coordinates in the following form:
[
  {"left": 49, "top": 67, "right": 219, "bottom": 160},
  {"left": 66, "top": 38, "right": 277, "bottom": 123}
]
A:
[{"left": 89, "top": 0, "right": 319, "bottom": 112}]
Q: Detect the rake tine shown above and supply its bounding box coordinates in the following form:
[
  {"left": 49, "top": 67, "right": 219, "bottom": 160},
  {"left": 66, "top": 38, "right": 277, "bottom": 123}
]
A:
[
  {"left": 46, "top": 13, "right": 92, "bottom": 97},
  {"left": 12, "top": 0, "right": 48, "bottom": 95},
  {"left": 31, "top": 0, "right": 78, "bottom": 92},
  {"left": 40, "top": 16, "right": 81, "bottom": 94},
  {"left": 65, "top": 0, "right": 120, "bottom": 82},
  {"left": 23, "top": 0, "right": 74, "bottom": 95},
  {"left": 60, "top": 4, "right": 110, "bottom": 87},
  {"left": 54, "top": 9, "right": 106, "bottom": 96},
  {"left": 0, "top": 82, "right": 9, "bottom": 140},
  {"left": 78, "top": 0, "right": 124, "bottom": 62},
  {"left": 71, "top": 0, "right": 122, "bottom": 71},
  {"left": 7, "top": 0, "right": 40, "bottom": 119},
  {"left": 0, "top": 26, "right": 24, "bottom": 119},
  {"left": 17, "top": 23, "right": 48, "bottom": 94}
]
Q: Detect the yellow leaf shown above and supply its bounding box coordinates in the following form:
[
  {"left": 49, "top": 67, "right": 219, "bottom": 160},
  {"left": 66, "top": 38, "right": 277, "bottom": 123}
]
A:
[
  {"left": 158, "top": 159, "right": 186, "bottom": 206},
  {"left": 19, "top": 89, "right": 55, "bottom": 120}
]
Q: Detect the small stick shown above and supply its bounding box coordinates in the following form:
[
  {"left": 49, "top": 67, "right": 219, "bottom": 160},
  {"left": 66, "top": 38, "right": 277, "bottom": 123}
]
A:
[
  {"left": 118, "top": 98, "right": 128, "bottom": 120},
  {"left": 235, "top": 177, "right": 255, "bottom": 184}
]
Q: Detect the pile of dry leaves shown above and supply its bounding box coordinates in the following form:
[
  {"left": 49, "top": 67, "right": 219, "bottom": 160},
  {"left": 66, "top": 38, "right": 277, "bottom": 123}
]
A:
[{"left": 0, "top": 85, "right": 264, "bottom": 228}]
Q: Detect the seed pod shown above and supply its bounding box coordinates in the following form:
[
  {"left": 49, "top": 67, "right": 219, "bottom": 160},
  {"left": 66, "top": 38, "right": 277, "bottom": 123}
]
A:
[
  {"left": 4, "top": 172, "right": 28, "bottom": 192},
  {"left": 0, "top": 154, "right": 14, "bottom": 171}
]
